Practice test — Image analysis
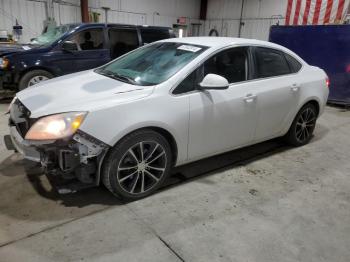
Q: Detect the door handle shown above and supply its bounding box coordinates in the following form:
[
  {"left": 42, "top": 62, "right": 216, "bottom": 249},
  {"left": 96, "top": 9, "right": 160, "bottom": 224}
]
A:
[
  {"left": 243, "top": 94, "right": 257, "bottom": 103},
  {"left": 290, "top": 83, "right": 300, "bottom": 92}
]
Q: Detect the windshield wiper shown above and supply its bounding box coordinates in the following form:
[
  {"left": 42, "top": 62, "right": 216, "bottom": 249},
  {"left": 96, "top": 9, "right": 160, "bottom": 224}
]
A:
[
  {"left": 114, "top": 73, "right": 138, "bottom": 85},
  {"left": 98, "top": 70, "right": 137, "bottom": 85}
]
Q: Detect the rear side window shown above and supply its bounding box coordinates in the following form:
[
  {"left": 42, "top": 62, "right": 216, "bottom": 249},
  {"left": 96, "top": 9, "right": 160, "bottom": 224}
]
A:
[
  {"left": 255, "top": 47, "right": 291, "bottom": 78},
  {"left": 140, "top": 29, "right": 170, "bottom": 45},
  {"left": 284, "top": 53, "right": 302, "bottom": 73},
  {"left": 109, "top": 28, "right": 139, "bottom": 59}
]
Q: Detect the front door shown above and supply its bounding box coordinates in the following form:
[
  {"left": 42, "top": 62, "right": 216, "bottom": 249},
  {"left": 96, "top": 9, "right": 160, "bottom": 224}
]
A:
[
  {"left": 63, "top": 28, "right": 110, "bottom": 73},
  {"left": 187, "top": 47, "right": 258, "bottom": 160}
]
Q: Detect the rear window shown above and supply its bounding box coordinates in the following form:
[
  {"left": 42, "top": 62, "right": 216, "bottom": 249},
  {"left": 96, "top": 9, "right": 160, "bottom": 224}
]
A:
[
  {"left": 140, "top": 29, "right": 171, "bottom": 45},
  {"left": 255, "top": 47, "right": 291, "bottom": 78}
]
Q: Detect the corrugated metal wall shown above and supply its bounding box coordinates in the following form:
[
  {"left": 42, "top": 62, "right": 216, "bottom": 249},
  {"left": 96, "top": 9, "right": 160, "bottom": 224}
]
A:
[
  {"left": 205, "top": 0, "right": 288, "bottom": 40},
  {"left": 0, "top": 0, "right": 201, "bottom": 43},
  {"left": 0, "top": 0, "right": 48, "bottom": 42},
  {"left": 0, "top": 0, "right": 307, "bottom": 42}
]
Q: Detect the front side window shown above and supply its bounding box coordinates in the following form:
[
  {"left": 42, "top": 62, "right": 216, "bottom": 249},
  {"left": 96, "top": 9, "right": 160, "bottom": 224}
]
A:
[
  {"left": 173, "top": 47, "right": 249, "bottom": 95},
  {"left": 202, "top": 47, "right": 249, "bottom": 83},
  {"left": 96, "top": 42, "right": 207, "bottom": 86},
  {"left": 66, "top": 29, "right": 105, "bottom": 51},
  {"left": 173, "top": 70, "right": 199, "bottom": 95},
  {"left": 255, "top": 47, "right": 291, "bottom": 78}
]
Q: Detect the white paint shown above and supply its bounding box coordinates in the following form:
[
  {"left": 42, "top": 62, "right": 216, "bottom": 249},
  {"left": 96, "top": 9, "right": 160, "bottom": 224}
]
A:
[
  {"left": 177, "top": 44, "right": 201, "bottom": 52},
  {"left": 15, "top": 37, "right": 329, "bottom": 166}
]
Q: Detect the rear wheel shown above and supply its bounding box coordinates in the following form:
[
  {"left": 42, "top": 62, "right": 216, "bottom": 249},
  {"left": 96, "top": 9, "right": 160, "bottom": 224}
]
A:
[
  {"left": 284, "top": 103, "right": 318, "bottom": 146},
  {"left": 102, "top": 129, "right": 172, "bottom": 201},
  {"left": 19, "top": 70, "right": 54, "bottom": 90}
]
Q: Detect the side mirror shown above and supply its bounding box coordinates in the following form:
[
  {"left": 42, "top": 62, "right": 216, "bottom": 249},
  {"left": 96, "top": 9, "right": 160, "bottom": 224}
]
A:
[
  {"left": 199, "top": 74, "right": 229, "bottom": 90},
  {"left": 62, "top": 41, "right": 78, "bottom": 52}
]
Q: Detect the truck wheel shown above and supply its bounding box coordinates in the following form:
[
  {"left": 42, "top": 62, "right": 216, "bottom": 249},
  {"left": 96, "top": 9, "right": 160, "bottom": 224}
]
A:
[
  {"left": 102, "top": 129, "right": 172, "bottom": 201},
  {"left": 18, "top": 70, "right": 54, "bottom": 90}
]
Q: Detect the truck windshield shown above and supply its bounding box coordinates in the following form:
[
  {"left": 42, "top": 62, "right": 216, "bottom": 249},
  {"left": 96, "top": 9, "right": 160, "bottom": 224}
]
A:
[
  {"left": 30, "top": 24, "right": 76, "bottom": 46},
  {"left": 95, "top": 42, "right": 207, "bottom": 86}
]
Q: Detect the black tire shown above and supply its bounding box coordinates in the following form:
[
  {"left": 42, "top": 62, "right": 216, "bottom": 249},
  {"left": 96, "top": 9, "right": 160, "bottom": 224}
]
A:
[
  {"left": 102, "top": 129, "right": 172, "bottom": 201},
  {"left": 18, "top": 69, "right": 54, "bottom": 90},
  {"left": 284, "top": 103, "right": 318, "bottom": 146}
]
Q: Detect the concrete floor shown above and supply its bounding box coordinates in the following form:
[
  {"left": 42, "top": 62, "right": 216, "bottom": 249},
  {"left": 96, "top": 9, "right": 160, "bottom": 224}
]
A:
[{"left": 0, "top": 103, "right": 349, "bottom": 262}]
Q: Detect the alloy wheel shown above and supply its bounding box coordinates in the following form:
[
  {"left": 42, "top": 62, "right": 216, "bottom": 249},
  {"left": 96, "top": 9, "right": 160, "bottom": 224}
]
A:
[
  {"left": 295, "top": 107, "right": 316, "bottom": 143},
  {"left": 116, "top": 141, "right": 167, "bottom": 195},
  {"left": 28, "top": 75, "right": 49, "bottom": 86}
]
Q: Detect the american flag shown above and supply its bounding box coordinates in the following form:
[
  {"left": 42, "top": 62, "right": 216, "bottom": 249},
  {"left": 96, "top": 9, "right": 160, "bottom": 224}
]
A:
[{"left": 285, "top": 0, "right": 350, "bottom": 25}]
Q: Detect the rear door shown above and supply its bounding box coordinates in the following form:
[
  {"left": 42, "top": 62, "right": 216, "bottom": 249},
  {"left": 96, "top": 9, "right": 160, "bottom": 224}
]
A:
[{"left": 251, "top": 47, "right": 301, "bottom": 141}]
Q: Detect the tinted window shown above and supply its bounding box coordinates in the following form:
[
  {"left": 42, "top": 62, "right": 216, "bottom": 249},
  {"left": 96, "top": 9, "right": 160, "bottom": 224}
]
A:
[
  {"left": 173, "top": 71, "right": 195, "bottom": 95},
  {"left": 173, "top": 47, "right": 249, "bottom": 94},
  {"left": 255, "top": 47, "right": 291, "bottom": 78},
  {"left": 141, "top": 29, "right": 170, "bottom": 44},
  {"left": 285, "top": 53, "right": 302, "bottom": 73},
  {"left": 202, "top": 47, "right": 248, "bottom": 83},
  {"left": 67, "top": 29, "right": 105, "bottom": 51},
  {"left": 109, "top": 29, "right": 139, "bottom": 59},
  {"left": 173, "top": 69, "right": 200, "bottom": 95}
]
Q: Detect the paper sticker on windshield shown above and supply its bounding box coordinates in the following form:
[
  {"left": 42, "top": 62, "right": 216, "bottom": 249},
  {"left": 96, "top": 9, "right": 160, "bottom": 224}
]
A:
[
  {"left": 22, "top": 46, "right": 31, "bottom": 50},
  {"left": 177, "top": 45, "right": 201, "bottom": 52}
]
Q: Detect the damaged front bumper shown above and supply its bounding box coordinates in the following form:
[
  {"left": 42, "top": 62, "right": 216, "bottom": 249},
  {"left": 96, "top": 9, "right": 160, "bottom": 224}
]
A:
[{"left": 5, "top": 125, "right": 109, "bottom": 188}]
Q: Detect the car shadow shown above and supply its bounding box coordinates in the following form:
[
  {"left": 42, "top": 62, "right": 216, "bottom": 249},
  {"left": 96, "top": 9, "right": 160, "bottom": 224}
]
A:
[
  {"left": 163, "top": 139, "right": 288, "bottom": 190},
  {"left": 20, "top": 139, "right": 289, "bottom": 207}
]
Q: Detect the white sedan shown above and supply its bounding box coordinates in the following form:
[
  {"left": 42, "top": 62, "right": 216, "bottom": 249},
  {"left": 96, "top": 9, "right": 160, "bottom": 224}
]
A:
[{"left": 5, "top": 37, "right": 329, "bottom": 200}]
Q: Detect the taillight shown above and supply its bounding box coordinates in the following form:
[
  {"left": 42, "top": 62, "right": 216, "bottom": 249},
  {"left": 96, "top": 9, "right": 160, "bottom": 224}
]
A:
[{"left": 326, "top": 77, "right": 330, "bottom": 88}]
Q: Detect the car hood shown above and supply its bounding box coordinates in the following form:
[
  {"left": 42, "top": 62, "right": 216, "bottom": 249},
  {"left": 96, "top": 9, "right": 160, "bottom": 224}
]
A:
[
  {"left": 0, "top": 43, "right": 37, "bottom": 56},
  {"left": 17, "top": 70, "right": 154, "bottom": 118}
]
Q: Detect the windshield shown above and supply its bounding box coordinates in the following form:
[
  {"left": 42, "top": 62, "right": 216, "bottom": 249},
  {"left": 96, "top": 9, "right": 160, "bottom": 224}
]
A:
[
  {"left": 30, "top": 24, "right": 76, "bottom": 46},
  {"left": 95, "top": 42, "right": 208, "bottom": 86}
]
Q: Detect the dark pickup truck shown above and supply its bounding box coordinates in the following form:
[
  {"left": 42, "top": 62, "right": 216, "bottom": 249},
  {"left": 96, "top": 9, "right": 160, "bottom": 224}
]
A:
[{"left": 0, "top": 23, "right": 175, "bottom": 90}]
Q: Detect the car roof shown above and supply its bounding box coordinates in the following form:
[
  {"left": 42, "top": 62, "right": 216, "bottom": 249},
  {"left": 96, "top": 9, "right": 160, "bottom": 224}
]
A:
[
  {"left": 67, "top": 23, "right": 172, "bottom": 30},
  {"left": 161, "top": 37, "right": 288, "bottom": 50}
]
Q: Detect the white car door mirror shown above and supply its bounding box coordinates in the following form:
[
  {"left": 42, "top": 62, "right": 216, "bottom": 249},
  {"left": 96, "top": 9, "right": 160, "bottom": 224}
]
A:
[{"left": 199, "top": 74, "right": 229, "bottom": 90}]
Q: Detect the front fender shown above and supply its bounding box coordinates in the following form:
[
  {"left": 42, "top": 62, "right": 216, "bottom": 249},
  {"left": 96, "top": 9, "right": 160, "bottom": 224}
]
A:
[{"left": 80, "top": 94, "right": 190, "bottom": 166}]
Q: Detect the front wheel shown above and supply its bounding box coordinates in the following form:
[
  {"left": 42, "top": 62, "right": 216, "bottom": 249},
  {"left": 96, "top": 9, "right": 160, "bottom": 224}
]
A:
[
  {"left": 102, "top": 129, "right": 172, "bottom": 201},
  {"left": 284, "top": 103, "right": 318, "bottom": 146},
  {"left": 18, "top": 69, "right": 54, "bottom": 90}
]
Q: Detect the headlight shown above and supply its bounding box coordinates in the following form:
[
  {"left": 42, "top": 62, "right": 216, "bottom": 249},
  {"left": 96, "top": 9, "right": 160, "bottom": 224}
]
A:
[
  {"left": 0, "top": 57, "right": 9, "bottom": 69},
  {"left": 25, "top": 112, "right": 87, "bottom": 140}
]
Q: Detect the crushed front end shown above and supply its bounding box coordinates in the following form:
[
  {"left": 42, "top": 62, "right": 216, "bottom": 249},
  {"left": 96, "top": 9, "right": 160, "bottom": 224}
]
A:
[{"left": 4, "top": 98, "right": 110, "bottom": 192}]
